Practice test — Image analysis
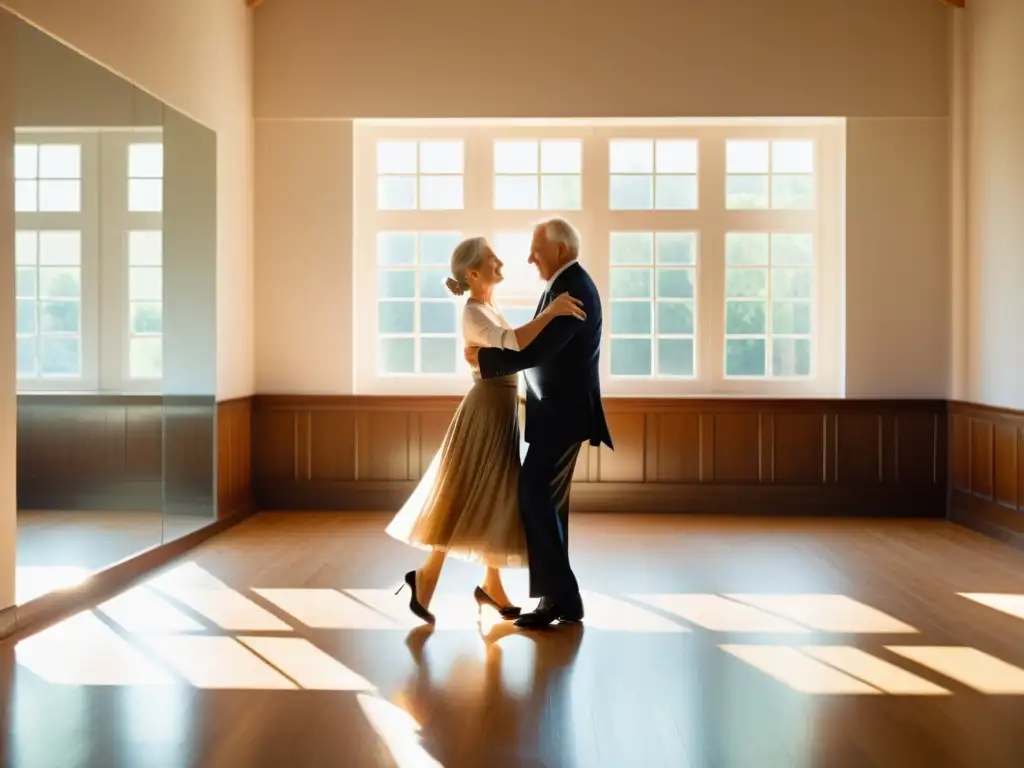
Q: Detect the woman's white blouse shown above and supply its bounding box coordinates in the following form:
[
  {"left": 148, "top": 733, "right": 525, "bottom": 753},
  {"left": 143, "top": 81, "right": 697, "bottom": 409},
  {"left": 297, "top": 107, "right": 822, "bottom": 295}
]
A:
[{"left": 462, "top": 301, "right": 520, "bottom": 351}]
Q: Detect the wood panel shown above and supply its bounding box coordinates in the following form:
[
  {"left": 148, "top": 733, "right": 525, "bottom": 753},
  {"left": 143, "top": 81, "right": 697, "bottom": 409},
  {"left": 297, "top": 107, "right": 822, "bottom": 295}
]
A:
[
  {"left": 253, "top": 395, "right": 947, "bottom": 516},
  {"left": 17, "top": 395, "right": 163, "bottom": 511},
  {"left": 217, "top": 396, "right": 255, "bottom": 520},
  {"left": 948, "top": 401, "right": 1024, "bottom": 548}
]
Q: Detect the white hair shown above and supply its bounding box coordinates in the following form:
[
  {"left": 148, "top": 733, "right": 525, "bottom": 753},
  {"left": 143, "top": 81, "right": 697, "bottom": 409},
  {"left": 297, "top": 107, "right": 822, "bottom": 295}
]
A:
[
  {"left": 538, "top": 217, "right": 581, "bottom": 259},
  {"left": 445, "top": 236, "right": 488, "bottom": 296}
]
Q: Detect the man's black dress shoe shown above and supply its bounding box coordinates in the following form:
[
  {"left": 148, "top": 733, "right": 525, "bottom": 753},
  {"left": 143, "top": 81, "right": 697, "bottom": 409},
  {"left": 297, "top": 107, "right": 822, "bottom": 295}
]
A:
[{"left": 514, "top": 594, "right": 584, "bottom": 629}]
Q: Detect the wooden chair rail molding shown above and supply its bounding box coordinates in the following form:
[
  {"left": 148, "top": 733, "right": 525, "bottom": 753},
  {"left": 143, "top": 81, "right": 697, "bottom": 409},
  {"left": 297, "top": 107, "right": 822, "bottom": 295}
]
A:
[{"left": 252, "top": 395, "right": 949, "bottom": 517}]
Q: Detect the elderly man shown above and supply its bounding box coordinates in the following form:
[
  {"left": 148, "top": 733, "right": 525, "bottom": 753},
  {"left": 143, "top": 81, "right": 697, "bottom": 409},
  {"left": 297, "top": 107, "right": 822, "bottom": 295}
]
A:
[{"left": 465, "top": 218, "right": 613, "bottom": 629}]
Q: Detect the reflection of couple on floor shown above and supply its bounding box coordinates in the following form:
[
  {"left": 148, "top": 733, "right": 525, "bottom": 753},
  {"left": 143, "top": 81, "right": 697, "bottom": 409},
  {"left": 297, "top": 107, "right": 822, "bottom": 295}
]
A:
[
  {"left": 386, "top": 217, "right": 613, "bottom": 629},
  {"left": 398, "top": 621, "right": 584, "bottom": 766}
]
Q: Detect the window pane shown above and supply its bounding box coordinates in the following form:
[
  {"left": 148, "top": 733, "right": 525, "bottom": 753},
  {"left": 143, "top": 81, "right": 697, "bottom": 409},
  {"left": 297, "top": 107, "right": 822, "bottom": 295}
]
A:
[
  {"left": 657, "top": 300, "right": 694, "bottom": 335},
  {"left": 610, "top": 175, "right": 653, "bottom": 210},
  {"left": 658, "top": 338, "right": 694, "bottom": 377},
  {"left": 39, "top": 231, "right": 81, "bottom": 265},
  {"left": 656, "top": 232, "right": 697, "bottom": 265},
  {"left": 502, "top": 306, "right": 535, "bottom": 327},
  {"left": 128, "top": 179, "right": 162, "bottom": 212},
  {"left": 379, "top": 302, "right": 414, "bottom": 334},
  {"left": 771, "top": 175, "right": 815, "bottom": 209},
  {"left": 39, "top": 145, "right": 80, "bottom": 178},
  {"left": 39, "top": 336, "right": 80, "bottom": 376},
  {"left": 494, "top": 175, "right": 538, "bottom": 209},
  {"left": 610, "top": 140, "right": 653, "bottom": 174},
  {"left": 377, "top": 233, "right": 417, "bottom": 266},
  {"left": 610, "top": 301, "right": 651, "bottom": 335},
  {"left": 418, "top": 269, "right": 449, "bottom": 299},
  {"left": 420, "top": 301, "right": 457, "bottom": 334},
  {"left": 726, "top": 140, "right": 769, "bottom": 173},
  {"left": 418, "top": 141, "right": 463, "bottom": 174},
  {"left": 610, "top": 269, "right": 652, "bottom": 299},
  {"left": 611, "top": 338, "right": 651, "bottom": 376},
  {"left": 379, "top": 270, "right": 416, "bottom": 300},
  {"left": 377, "top": 176, "right": 416, "bottom": 210},
  {"left": 610, "top": 233, "right": 654, "bottom": 265},
  {"left": 14, "top": 180, "right": 37, "bottom": 212},
  {"left": 129, "top": 231, "right": 163, "bottom": 266},
  {"left": 379, "top": 337, "right": 415, "bottom": 374},
  {"left": 541, "top": 140, "right": 581, "bottom": 173},
  {"left": 726, "top": 175, "right": 769, "bottom": 209},
  {"left": 771, "top": 268, "right": 812, "bottom": 299},
  {"left": 420, "top": 232, "right": 461, "bottom": 266},
  {"left": 128, "top": 144, "right": 163, "bottom": 178},
  {"left": 39, "top": 180, "right": 80, "bottom": 212},
  {"left": 420, "top": 337, "right": 457, "bottom": 374},
  {"left": 16, "top": 268, "right": 36, "bottom": 298},
  {"left": 772, "top": 338, "right": 811, "bottom": 377},
  {"left": 492, "top": 231, "right": 541, "bottom": 300},
  {"left": 656, "top": 140, "right": 697, "bottom": 173},
  {"left": 657, "top": 268, "right": 694, "bottom": 299},
  {"left": 726, "top": 233, "right": 769, "bottom": 266},
  {"left": 772, "top": 300, "right": 812, "bottom": 335},
  {"left": 726, "top": 300, "right": 767, "bottom": 334},
  {"left": 17, "top": 337, "right": 36, "bottom": 377},
  {"left": 772, "top": 140, "right": 814, "bottom": 173},
  {"left": 725, "top": 268, "right": 767, "bottom": 298},
  {"left": 494, "top": 141, "right": 538, "bottom": 174},
  {"left": 17, "top": 300, "right": 36, "bottom": 334},
  {"left": 129, "top": 337, "right": 163, "bottom": 379},
  {"left": 40, "top": 300, "right": 80, "bottom": 333},
  {"left": 540, "top": 175, "right": 581, "bottom": 210},
  {"left": 772, "top": 233, "right": 813, "bottom": 265},
  {"left": 15, "top": 231, "right": 37, "bottom": 264},
  {"left": 419, "top": 175, "right": 463, "bottom": 210},
  {"left": 39, "top": 267, "right": 80, "bottom": 298},
  {"left": 377, "top": 141, "right": 417, "bottom": 174},
  {"left": 129, "top": 267, "right": 162, "bottom": 301},
  {"left": 130, "top": 302, "right": 163, "bottom": 334},
  {"left": 14, "top": 145, "right": 37, "bottom": 179},
  {"left": 655, "top": 175, "right": 697, "bottom": 210},
  {"left": 726, "top": 338, "right": 766, "bottom": 377}
]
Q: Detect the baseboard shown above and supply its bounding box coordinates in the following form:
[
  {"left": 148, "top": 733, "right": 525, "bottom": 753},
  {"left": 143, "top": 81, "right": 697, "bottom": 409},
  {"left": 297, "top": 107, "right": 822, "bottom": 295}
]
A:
[
  {"left": 257, "top": 480, "right": 945, "bottom": 517},
  {"left": 949, "top": 490, "right": 1024, "bottom": 550},
  {"left": 0, "top": 506, "right": 257, "bottom": 643}
]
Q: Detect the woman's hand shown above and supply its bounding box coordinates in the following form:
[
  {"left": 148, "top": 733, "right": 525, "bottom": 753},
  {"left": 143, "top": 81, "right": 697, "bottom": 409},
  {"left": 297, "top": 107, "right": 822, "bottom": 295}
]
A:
[{"left": 542, "top": 292, "right": 587, "bottom": 321}]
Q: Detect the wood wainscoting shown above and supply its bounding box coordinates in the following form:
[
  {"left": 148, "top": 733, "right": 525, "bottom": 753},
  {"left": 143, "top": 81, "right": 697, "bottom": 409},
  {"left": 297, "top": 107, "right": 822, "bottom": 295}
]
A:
[
  {"left": 253, "top": 395, "right": 947, "bottom": 516},
  {"left": 217, "top": 396, "right": 255, "bottom": 519},
  {"left": 948, "top": 401, "right": 1024, "bottom": 547},
  {"left": 17, "top": 395, "right": 164, "bottom": 511}
]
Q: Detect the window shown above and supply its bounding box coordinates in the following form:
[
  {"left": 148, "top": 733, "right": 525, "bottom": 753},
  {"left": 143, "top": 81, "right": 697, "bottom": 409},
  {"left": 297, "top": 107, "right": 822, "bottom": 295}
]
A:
[
  {"left": 13, "top": 129, "right": 164, "bottom": 393},
  {"left": 354, "top": 120, "right": 843, "bottom": 396},
  {"left": 15, "top": 230, "right": 83, "bottom": 379}
]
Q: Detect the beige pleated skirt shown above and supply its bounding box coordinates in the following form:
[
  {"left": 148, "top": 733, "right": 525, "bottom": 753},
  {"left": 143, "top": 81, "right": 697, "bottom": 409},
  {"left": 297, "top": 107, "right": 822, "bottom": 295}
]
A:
[{"left": 385, "top": 374, "right": 528, "bottom": 568}]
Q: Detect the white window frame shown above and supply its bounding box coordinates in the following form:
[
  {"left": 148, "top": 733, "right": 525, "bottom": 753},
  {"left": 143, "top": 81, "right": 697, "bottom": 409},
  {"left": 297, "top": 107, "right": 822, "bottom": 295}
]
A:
[
  {"left": 353, "top": 119, "right": 844, "bottom": 398},
  {"left": 14, "top": 130, "right": 100, "bottom": 392},
  {"left": 15, "top": 127, "right": 164, "bottom": 395}
]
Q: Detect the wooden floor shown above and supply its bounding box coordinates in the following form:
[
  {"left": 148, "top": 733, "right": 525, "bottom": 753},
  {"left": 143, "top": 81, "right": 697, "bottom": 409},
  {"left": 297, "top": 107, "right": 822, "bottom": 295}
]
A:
[
  {"left": 16, "top": 510, "right": 214, "bottom": 604},
  {"left": 3, "top": 512, "right": 1024, "bottom": 767}
]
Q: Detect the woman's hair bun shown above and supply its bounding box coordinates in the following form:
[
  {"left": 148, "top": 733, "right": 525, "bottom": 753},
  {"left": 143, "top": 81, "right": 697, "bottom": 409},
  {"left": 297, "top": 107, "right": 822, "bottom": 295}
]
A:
[{"left": 444, "top": 276, "right": 465, "bottom": 296}]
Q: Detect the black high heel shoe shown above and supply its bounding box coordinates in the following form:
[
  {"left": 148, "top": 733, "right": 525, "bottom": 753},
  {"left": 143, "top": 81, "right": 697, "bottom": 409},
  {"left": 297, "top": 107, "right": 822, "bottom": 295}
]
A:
[
  {"left": 474, "top": 586, "right": 521, "bottom": 619},
  {"left": 396, "top": 570, "right": 435, "bottom": 625}
]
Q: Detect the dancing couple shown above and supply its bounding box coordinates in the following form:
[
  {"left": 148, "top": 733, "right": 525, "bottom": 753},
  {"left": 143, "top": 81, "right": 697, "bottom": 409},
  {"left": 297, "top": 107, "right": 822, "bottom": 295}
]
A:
[{"left": 385, "top": 217, "right": 613, "bottom": 629}]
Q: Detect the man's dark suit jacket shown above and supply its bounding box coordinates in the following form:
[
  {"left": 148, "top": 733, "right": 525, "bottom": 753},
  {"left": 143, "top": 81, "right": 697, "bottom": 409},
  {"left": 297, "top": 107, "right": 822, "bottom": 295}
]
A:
[{"left": 478, "top": 262, "right": 613, "bottom": 450}]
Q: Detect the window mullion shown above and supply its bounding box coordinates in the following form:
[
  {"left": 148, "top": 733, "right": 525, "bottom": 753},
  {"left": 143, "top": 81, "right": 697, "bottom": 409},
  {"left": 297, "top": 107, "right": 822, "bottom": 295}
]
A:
[{"left": 699, "top": 132, "right": 726, "bottom": 393}]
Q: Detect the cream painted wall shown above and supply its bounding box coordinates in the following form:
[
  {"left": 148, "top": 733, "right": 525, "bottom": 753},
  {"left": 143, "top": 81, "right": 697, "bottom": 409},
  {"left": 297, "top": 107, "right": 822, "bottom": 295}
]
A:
[
  {"left": 1, "top": 0, "right": 254, "bottom": 400},
  {"left": 961, "top": 0, "right": 1024, "bottom": 411},
  {"left": 252, "top": 0, "right": 953, "bottom": 397}
]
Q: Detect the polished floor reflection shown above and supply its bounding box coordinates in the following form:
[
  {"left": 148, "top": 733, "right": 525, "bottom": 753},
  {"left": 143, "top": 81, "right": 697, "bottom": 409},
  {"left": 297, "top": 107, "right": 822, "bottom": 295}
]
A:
[
  {"left": 16, "top": 510, "right": 212, "bottom": 604},
  {"left": 3, "top": 512, "right": 1024, "bottom": 766}
]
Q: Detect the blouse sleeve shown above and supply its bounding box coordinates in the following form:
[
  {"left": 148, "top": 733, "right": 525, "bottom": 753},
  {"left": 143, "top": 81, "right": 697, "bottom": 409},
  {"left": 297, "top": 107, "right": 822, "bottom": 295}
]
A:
[{"left": 463, "top": 303, "right": 520, "bottom": 351}]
